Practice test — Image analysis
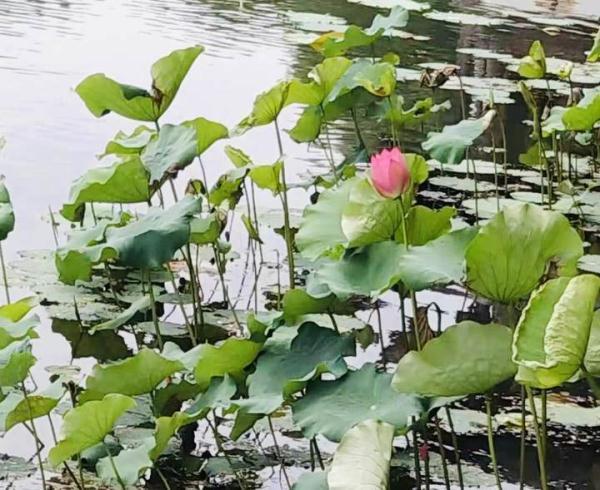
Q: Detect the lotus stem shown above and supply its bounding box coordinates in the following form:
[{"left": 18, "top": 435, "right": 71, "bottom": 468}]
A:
[
  {"left": 581, "top": 365, "right": 600, "bottom": 399},
  {"left": 498, "top": 115, "right": 509, "bottom": 193},
  {"left": 168, "top": 271, "right": 196, "bottom": 346},
  {"left": 434, "top": 416, "right": 451, "bottom": 490},
  {"left": 0, "top": 242, "right": 10, "bottom": 303},
  {"left": 48, "top": 206, "right": 59, "bottom": 247},
  {"left": 320, "top": 105, "right": 339, "bottom": 184},
  {"left": 423, "top": 426, "right": 431, "bottom": 490},
  {"left": 541, "top": 389, "right": 548, "bottom": 462},
  {"left": 102, "top": 441, "right": 126, "bottom": 490},
  {"left": 525, "top": 387, "right": 548, "bottom": 490},
  {"left": 21, "top": 383, "right": 46, "bottom": 490},
  {"left": 491, "top": 129, "right": 500, "bottom": 211},
  {"left": 375, "top": 303, "right": 387, "bottom": 369},
  {"left": 144, "top": 269, "right": 164, "bottom": 350},
  {"left": 208, "top": 414, "right": 248, "bottom": 490},
  {"left": 444, "top": 407, "right": 464, "bottom": 489},
  {"left": 274, "top": 118, "right": 296, "bottom": 290},
  {"left": 268, "top": 415, "right": 291, "bottom": 489},
  {"left": 412, "top": 417, "right": 422, "bottom": 489},
  {"left": 312, "top": 437, "right": 325, "bottom": 471},
  {"left": 484, "top": 395, "right": 502, "bottom": 489},
  {"left": 211, "top": 244, "right": 242, "bottom": 333},
  {"left": 387, "top": 96, "right": 399, "bottom": 147},
  {"left": 457, "top": 73, "right": 466, "bottom": 121},
  {"left": 250, "top": 183, "right": 263, "bottom": 262},
  {"left": 350, "top": 107, "right": 366, "bottom": 150},
  {"left": 156, "top": 467, "right": 172, "bottom": 490},
  {"left": 519, "top": 386, "right": 526, "bottom": 490}
]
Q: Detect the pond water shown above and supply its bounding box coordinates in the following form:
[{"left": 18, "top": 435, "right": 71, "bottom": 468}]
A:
[{"left": 0, "top": 0, "right": 599, "bottom": 488}]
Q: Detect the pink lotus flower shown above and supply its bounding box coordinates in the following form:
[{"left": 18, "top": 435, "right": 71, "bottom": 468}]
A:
[{"left": 370, "top": 147, "right": 410, "bottom": 199}]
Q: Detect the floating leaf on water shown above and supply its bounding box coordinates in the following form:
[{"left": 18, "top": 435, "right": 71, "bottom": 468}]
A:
[
  {"left": 428, "top": 176, "right": 497, "bottom": 194},
  {"left": 513, "top": 275, "right": 600, "bottom": 388},
  {"left": 284, "top": 11, "right": 347, "bottom": 33},
  {"left": 423, "top": 10, "right": 506, "bottom": 26},
  {"left": 328, "top": 419, "right": 394, "bottom": 490},
  {"left": 347, "top": 0, "right": 430, "bottom": 11},
  {"left": 578, "top": 254, "right": 600, "bottom": 275},
  {"left": 392, "top": 321, "right": 516, "bottom": 397}
]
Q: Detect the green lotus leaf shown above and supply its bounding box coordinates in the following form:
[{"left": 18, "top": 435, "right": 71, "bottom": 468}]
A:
[
  {"left": 76, "top": 46, "right": 203, "bottom": 121},
  {"left": 49, "top": 394, "right": 136, "bottom": 466},
  {"left": 518, "top": 40, "right": 547, "bottom": 78},
  {"left": 293, "top": 472, "right": 329, "bottom": 490},
  {"left": 182, "top": 116, "right": 229, "bottom": 155},
  {"left": 392, "top": 321, "right": 515, "bottom": 397},
  {"left": 289, "top": 105, "right": 323, "bottom": 142},
  {"left": 513, "top": 275, "right": 600, "bottom": 389},
  {"left": 0, "top": 297, "right": 37, "bottom": 322},
  {"left": 186, "top": 375, "right": 237, "bottom": 420},
  {"left": 292, "top": 363, "right": 423, "bottom": 442},
  {"left": 242, "top": 214, "right": 262, "bottom": 243},
  {"left": 0, "top": 315, "right": 39, "bottom": 350},
  {"left": 89, "top": 295, "right": 153, "bottom": 333},
  {"left": 588, "top": 28, "right": 600, "bottom": 63},
  {"left": 328, "top": 419, "right": 394, "bottom": 490},
  {"left": 282, "top": 288, "right": 355, "bottom": 324},
  {"left": 141, "top": 123, "right": 198, "bottom": 184},
  {"left": 324, "top": 60, "right": 396, "bottom": 104},
  {"left": 224, "top": 145, "right": 253, "bottom": 168},
  {"left": 96, "top": 411, "right": 191, "bottom": 486},
  {"left": 466, "top": 203, "right": 583, "bottom": 303},
  {"left": 248, "top": 161, "right": 283, "bottom": 195},
  {"left": 376, "top": 94, "right": 452, "bottom": 127},
  {"left": 190, "top": 213, "right": 224, "bottom": 245},
  {"left": 80, "top": 348, "right": 184, "bottom": 402},
  {"left": 422, "top": 110, "right": 495, "bottom": 165},
  {"left": 240, "top": 323, "right": 355, "bottom": 414},
  {"left": 584, "top": 310, "right": 600, "bottom": 376},
  {"left": 296, "top": 177, "right": 355, "bottom": 260},
  {"left": 209, "top": 167, "right": 248, "bottom": 209},
  {"left": 0, "top": 340, "right": 35, "bottom": 387},
  {"left": 237, "top": 81, "right": 290, "bottom": 131},
  {"left": 541, "top": 106, "right": 567, "bottom": 136},
  {"left": 61, "top": 156, "right": 150, "bottom": 222},
  {"left": 192, "top": 338, "right": 262, "bottom": 391},
  {"left": 0, "top": 182, "right": 15, "bottom": 241},
  {"left": 562, "top": 88, "right": 600, "bottom": 131},
  {"left": 312, "top": 7, "right": 408, "bottom": 57},
  {"left": 102, "top": 126, "right": 155, "bottom": 156},
  {"left": 0, "top": 381, "right": 64, "bottom": 432},
  {"left": 396, "top": 205, "right": 455, "bottom": 245}
]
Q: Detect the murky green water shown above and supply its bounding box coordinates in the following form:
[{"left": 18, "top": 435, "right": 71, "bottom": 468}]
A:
[{"left": 0, "top": 0, "right": 598, "bottom": 487}]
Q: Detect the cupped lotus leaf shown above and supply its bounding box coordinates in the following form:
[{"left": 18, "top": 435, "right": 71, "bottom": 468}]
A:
[
  {"left": 289, "top": 105, "right": 323, "bottom": 142},
  {"left": 466, "top": 203, "right": 583, "bottom": 303},
  {"left": 562, "top": 89, "right": 600, "bottom": 131},
  {"left": 186, "top": 375, "right": 237, "bottom": 420},
  {"left": 241, "top": 323, "right": 355, "bottom": 414},
  {"left": 224, "top": 145, "right": 253, "bottom": 168},
  {"left": 328, "top": 419, "right": 394, "bottom": 490},
  {"left": 237, "top": 81, "right": 290, "bottom": 131},
  {"left": 97, "top": 411, "right": 190, "bottom": 486},
  {"left": 80, "top": 348, "right": 184, "bottom": 402},
  {"left": 60, "top": 156, "right": 150, "bottom": 222},
  {"left": 0, "top": 297, "right": 37, "bottom": 322},
  {"left": 0, "top": 316, "right": 39, "bottom": 349},
  {"left": 0, "top": 381, "right": 64, "bottom": 432},
  {"left": 341, "top": 178, "right": 401, "bottom": 247},
  {"left": 76, "top": 46, "right": 203, "bottom": 121},
  {"left": 192, "top": 338, "right": 262, "bottom": 391},
  {"left": 248, "top": 161, "right": 283, "bottom": 195},
  {"left": 584, "top": 310, "right": 600, "bottom": 375},
  {"left": 0, "top": 340, "right": 35, "bottom": 387},
  {"left": 396, "top": 226, "right": 479, "bottom": 292},
  {"left": 422, "top": 110, "right": 496, "bottom": 165},
  {"left": 518, "top": 40, "right": 547, "bottom": 78},
  {"left": 182, "top": 117, "right": 229, "bottom": 155},
  {"left": 89, "top": 294, "right": 153, "bottom": 333},
  {"left": 396, "top": 205, "right": 455, "bottom": 245},
  {"left": 282, "top": 288, "right": 355, "bottom": 324},
  {"left": 312, "top": 7, "right": 408, "bottom": 57},
  {"left": 103, "top": 126, "right": 155, "bottom": 156},
  {"left": 324, "top": 60, "right": 396, "bottom": 104},
  {"left": 49, "top": 394, "right": 136, "bottom": 466},
  {"left": 209, "top": 167, "right": 248, "bottom": 209},
  {"left": 376, "top": 95, "right": 452, "bottom": 127},
  {"left": 141, "top": 123, "right": 198, "bottom": 184},
  {"left": 0, "top": 182, "right": 14, "bottom": 241},
  {"left": 542, "top": 106, "right": 567, "bottom": 136},
  {"left": 513, "top": 275, "right": 600, "bottom": 388},
  {"left": 392, "top": 321, "right": 516, "bottom": 397},
  {"left": 296, "top": 178, "right": 355, "bottom": 260},
  {"left": 190, "top": 213, "right": 224, "bottom": 245},
  {"left": 588, "top": 28, "right": 600, "bottom": 63},
  {"left": 292, "top": 363, "right": 423, "bottom": 442},
  {"left": 293, "top": 472, "right": 329, "bottom": 490}
]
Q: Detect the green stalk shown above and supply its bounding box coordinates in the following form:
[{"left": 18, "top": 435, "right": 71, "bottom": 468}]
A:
[
  {"left": 519, "top": 386, "right": 526, "bottom": 490},
  {"left": 434, "top": 416, "right": 451, "bottom": 490},
  {"left": 526, "top": 387, "right": 548, "bottom": 490},
  {"left": 274, "top": 118, "right": 295, "bottom": 290},
  {"left": 268, "top": 416, "right": 291, "bottom": 489},
  {"left": 375, "top": 303, "right": 387, "bottom": 368},
  {"left": 102, "top": 441, "right": 126, "bottom": 490},
  {"left": 485, "top": 395, "right": 502, "bottom": 489},
  {"left": 145, "top": 270, "right": 164, "bottom": 350},
  {"left": 445, "top": 407, "right": 464, "bottom": 489},
  {"left": 0, "top": 242, "right": 10, "bottom": 303},
  {"left": 21, "top": 383, "right": 46, "bottom": 489},
  {"left": 412, "top": 419, "right": 422, "bottom": 489},
  {"left": 351, "top": 107, "right": 367, "bottom": 150},
  {"left": 491, "top": 129, "right": 500, "bottom": 211},
  {"left": 156, "top": 468, "right": 172, "bottom": 490},
  {"left": 212, "top": 244, "right": 242, "bottom": 333}
]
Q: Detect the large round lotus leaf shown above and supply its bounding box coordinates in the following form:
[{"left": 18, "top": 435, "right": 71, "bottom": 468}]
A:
[
  {"left": 141, "top": 123, "right": 198, "bottom": 184},
  {"left": 292, "top": 363, "right": 423, "bottom": 442},
  {"left": 513, "top": 274, "right": 600, "bottom": 389},
  {"left": 392, "top": 321, "right": 516, "bottom": 397},
  {"left": 76, "top": 46, "right": 203, "bottom": 121},
  {"left": 421, "top": 111, "right": 495, "bottom": 165},
  {"left": 48, "top": 394, "right": 136, "bottom": 467},
  {"left": 80, "top": 348, "right": 184, "bottom": 402},
  {"left": 241, "top": 323, "right": 355, "bottom": 414},
  {"left": 0, "top": 182, "right": 14, "bottom": 241},
  {"left": 466, "top": 202, "right": 583, "bottom": 303},
  {"left": 328, "top": 419, "right": 394, "bottom": 490}
]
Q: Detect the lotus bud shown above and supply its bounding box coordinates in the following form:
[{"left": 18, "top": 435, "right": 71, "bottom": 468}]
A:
[{"left": 370, "top": 147, "right": 410, "bottom": 199}]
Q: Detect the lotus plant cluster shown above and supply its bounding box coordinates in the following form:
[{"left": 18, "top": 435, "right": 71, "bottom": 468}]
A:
[{"left": 0, "top": 5, "right": 599, "bottom": 490}]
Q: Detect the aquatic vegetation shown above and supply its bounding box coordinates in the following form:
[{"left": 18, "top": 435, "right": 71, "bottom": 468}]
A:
[{"left": 1, "top": 2, "right": 600, "bottom": 490}]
